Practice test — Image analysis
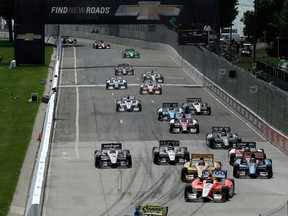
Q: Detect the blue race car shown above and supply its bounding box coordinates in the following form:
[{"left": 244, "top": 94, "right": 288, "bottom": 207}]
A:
[
  {"left": 233, "top": 151, "right": 273, "bottom": 179},
  {"left": 157, "top": 103, "right": 184, "bottom": 121}
]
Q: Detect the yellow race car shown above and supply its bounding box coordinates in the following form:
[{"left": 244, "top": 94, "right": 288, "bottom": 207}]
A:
[{"left": 181, "top": 154, "right": 221, "bottom": 182}]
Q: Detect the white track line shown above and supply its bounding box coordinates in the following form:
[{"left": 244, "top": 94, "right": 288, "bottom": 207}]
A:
[{"left": 74, "top": 47, "right": 80, "bottom": 159}]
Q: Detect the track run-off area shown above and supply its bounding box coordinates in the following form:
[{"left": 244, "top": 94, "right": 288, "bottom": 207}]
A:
[{"left": 42, "top": 39, "right": 288, "bottom": 216}]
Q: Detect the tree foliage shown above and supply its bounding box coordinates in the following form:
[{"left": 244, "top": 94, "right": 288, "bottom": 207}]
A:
[{"left": 219, "top": 0, "right": 239, "bottom": 27}]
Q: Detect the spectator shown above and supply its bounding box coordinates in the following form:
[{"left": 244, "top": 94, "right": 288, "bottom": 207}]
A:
[{"left": 203, "top": 23, "right": 211, "bottom": 31}]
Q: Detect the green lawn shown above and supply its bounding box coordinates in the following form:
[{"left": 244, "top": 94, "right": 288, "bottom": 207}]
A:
[{"left": 0, "top": 40, "right": 53, "bottom": 216}]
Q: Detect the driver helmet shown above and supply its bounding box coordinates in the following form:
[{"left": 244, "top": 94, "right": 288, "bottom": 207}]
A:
[
  {"left": 198, "top": 157, "right": 205, "bottom": 166},
  {"left": 151, "top": 70, "right": 154, "bottom": 74},
  {"left": 168, "top": 145, "right": 174, "bottom": 151},
  {"left": 206, "top": 173, "right": 214, "bottom": 183},
  {"left": 221, "top": 131, "right": 226, "bottom": 136},
  {"left": 244, "top": 147, "right": 251, "bottom": 152}
]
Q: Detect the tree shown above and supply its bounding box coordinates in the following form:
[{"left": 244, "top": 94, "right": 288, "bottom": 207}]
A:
[
  {"left": 219, "top": 0, "right": 239, "bottom": 27},
  {"left": 0, "top": 0, "right": 15, "bottom": 42}
]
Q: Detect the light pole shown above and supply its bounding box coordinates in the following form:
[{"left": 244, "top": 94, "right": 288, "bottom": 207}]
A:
[
  {"left": 277, "top": 37, "right": 281, "bottom": 58},
  {"left": 253, "top": 0, "right": 257, "bottom": 63}
]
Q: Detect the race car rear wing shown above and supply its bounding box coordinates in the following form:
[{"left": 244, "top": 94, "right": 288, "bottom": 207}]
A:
[
  {"left": 187, "top": 98, "right": 202, "bottom": 103},
  {"left": 202, "top": 170, "right": 227, "bottom": 179},
  {"left": 212, "top": 126, "right": 231, "bottom": 133},
  {"left": 101, "top": 143, "right": 122, "bottom": 150},
  {"left": 134, "top": 205, "right": 168, "bottom": 216},
  {"left": 159, "top": 140, "right": 180, "bottom": 147},
  {"left": 235, "top": 142, "right": 256, "bottom": 149},
  {"left": 191, "top": 154, "right": 214, "bottom": 162},
  {"left": 162, "top": 103, "right": 179, "bottom": 108}
]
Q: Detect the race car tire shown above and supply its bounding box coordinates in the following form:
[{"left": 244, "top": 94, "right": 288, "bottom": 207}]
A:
[
  {"left": 127, "top": 154, "right": 132, "bottom": 168},
  {"left": 267, "top": 164, "right": 273, "bottom": 178},
  {"left": 159, "top": 88, "right": 162, "bottom": 95},
  {"left": 116, "top": 104, "right": 120, "bottom": 112},
  {"left": 139, "top": 87, "right": 143, "bottom": 95},
  {"left": 184, "top": 151, "right": 190, "bottom": 161},
  {"left": 229, "top": 153, "right": 236, "bottom": 165},
  {"left": 233, "top": 164, "right": 240, "bottom": 178},
  {"left": 169, "top": 125, "right": 174, "bottom": 133},
  {"left": 73, "top": 39, "right": 77, "bottom": 44},
  {"left": 229, "top": 179, "right": 235, "bottom": 196},
  {"left": 131, "top": 70, "right": 134, "bottom": 75},
  {"left": 158, "top": 113, "right": 163, "bottom": 121},
  {"left": 184, "top": 184, "right": 193, "bottom": 202},
  {"left": 95, "top": 155, "right": 101, "bottom": 168},
  {"left": 106, "top": 83, "right": 109, "bottom": 89},
  {"left": 237, "top": 138, "right": 242, "bottom": 143},
  {"left": 153, "top": 152, "right": 159, "bottom": 165},
  {"left": 206, "top": 138, "right": 214, "bottom": 149},
  {"left": 207, "top": 107, "right": 211, "bottom": 115},
  {"left": 222, "top": 186, "right": 229, "bottom": 202},
  {"left": 137, "top": 54, "right": 140, "bottom": 58},
  {"left": 123, "top": 53, "right": 127, "bottom": 58},
  {"left": 196, "top": 125, "right": 200, "bottom": 134},
  {"left": 124, "top": 83, "right": 128, "bottom": 89},
  {"left": 138, "top": 104, "right": 142, "bottom": 112},
  {"left": 184, "top": 106, "right": 190, "bottom": 114},
  {"left": 181, "top": 167, "right": 188, "bottom": 182}
]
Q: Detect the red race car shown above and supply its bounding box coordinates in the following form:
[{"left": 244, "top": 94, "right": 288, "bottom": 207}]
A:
[
  {"left": 169, "top": 113, "right": 199, "bottom": 134},
  {"left": 184, "top": 170, "right": 235, "bottom": 202},
  {"left": 93, "top": 40, "right": 110, "bottom": 49},
  {"left": 139, "top": 80, "right": 162, "bottom": 95}
]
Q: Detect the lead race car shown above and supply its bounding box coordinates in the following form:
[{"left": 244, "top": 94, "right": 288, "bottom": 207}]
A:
[
  {"left": 206, "top": 126, "right": 242, "bottom": 149},
  {"left": 182, "top": 98, "right": 211, "bottom": 115},
  {"left": 94, "top": 143, "right": 132, "bottom": 168},
  {"left": 115, "top": 95, "right": 142, "bottom": 112},
  {"left": 152, "top": 140, "right": 190, "bottom": 165},
  {"left": 169, "top": 113, "right": 199, "bottom": 134},
  {"left": 122, "top": 48, "right": 140, "bottom": 58},
  {"left": 228, "top": 141, "right": 265, "bottom": 165},
  {"left": 233, "top": 151, "right": 273, "bottom": 178},
  {"left": 114, "top": 63, "right": 134, "bottom": 75},
  {"left": 106, "top": 76, "right": 127, "bottom": 90},
  {"left": 184, "top": 170, "right": 235, "bottom": 202},
  {"left": 157, "top": 103, "right": 184, "bottom": 121},
  {"left": 92, "top": 40, "right": 110, "bottom": 49},
  {"left": 61, "top": 36, "right": 77, "bottom": 44},
  {"left": 139, "top": 80, "right": 162, "bottom": 95},
  {"left": 181, "top": 153, "right": 221, "bottom": 182},
  {"left": 141, "top": 70, "right": 164, "bottom": 83}
]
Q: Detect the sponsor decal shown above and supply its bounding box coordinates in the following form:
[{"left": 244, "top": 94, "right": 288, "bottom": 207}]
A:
[
  {"left": 115, "top": 1, "right": 182, "bottom": 20},
  {"left": 50, "top": 6, "right": 111, "bottom": 14},
  {"left": 16, "top": 33, "right": 42, "bottom": 41}
]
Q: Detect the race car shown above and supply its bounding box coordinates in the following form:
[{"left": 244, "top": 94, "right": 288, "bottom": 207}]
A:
[
  {"left": 106, "top": 76, "right": 127, "bottom": 90},
  {"left": 233, "top": 151, "right": 273, "bottom": 178},
  {"left": 169, "top": 113, "right": 199, "bottom": 134},
  {"left": 184, "top": 170, "right": 235, "bottom": 202},
  {"left": 115, "top": 63, "right": 134, "bottom": 75},
  {"left": 141, "top": 70, "right": 164, "bottom": 83},
  {"left": 205, "top": 126, "right": 242, "bottom": 149},
  {"left": 152, "top": 140, "right": 190, "bottom": 165},
  {"left": 122, "top": 48, "right": 140, "bottom": 58},
  {"left": 182, "top": 98, "right": 211, "bottom": 115},
  {"left": 139, "top": 80, "right": 162, "bottom": 95},
  {"left": 157, "top": 103, "right": 184, "bottom": 121},
  {"left": 228, "top": 142, "right": 265, "bottom": 165},
  {"left": 181, "top": 153, "right": 221, "bottom": 182},
  {"left": 94, "top": 143, "right": 132, "bottom": 168},
  {"left": 93, "top": 40, "right": 110, "bottom": 49},
  {"left": 134, "top": 205, "right": 168, "bottom": 216},
  {"left": 62, "top": 36, "right": 77, "bottom": 44},
  {"left": 115, "top": 95, "right": 142, "bottom": 112}
]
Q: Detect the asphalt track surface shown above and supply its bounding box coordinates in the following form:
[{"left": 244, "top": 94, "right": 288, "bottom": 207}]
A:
[{"left": 42, "top": 39, "right": 288, "bottom": 216}]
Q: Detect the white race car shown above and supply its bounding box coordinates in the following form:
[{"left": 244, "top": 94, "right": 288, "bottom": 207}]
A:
[
  {"left": 94, "top": 143, "right": 132, "bottom": 168},
  {"left": 106, "top": 76, "right": 127, "bottom": 90},
  {"left": 152, "top": 140, "right": 190, "bottom": 165},
  {"left": 115, "top": 95, "right": 142, "bottom": 112},
  {"left": 182, "top": 98, "right": 211, "bottom": 115}
]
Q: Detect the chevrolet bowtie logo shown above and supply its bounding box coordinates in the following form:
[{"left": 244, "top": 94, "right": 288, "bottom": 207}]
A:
[
  {"left": 16, "top": 33, "right": 42, "bottom": 41},
  {"left": 115, "top": 1, "right": 182, "bottom": 20}
]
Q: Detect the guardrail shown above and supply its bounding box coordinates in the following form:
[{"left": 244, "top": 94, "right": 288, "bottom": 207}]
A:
[{"left": 25, "top": 36, "right": 61, "bottom": 216}]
